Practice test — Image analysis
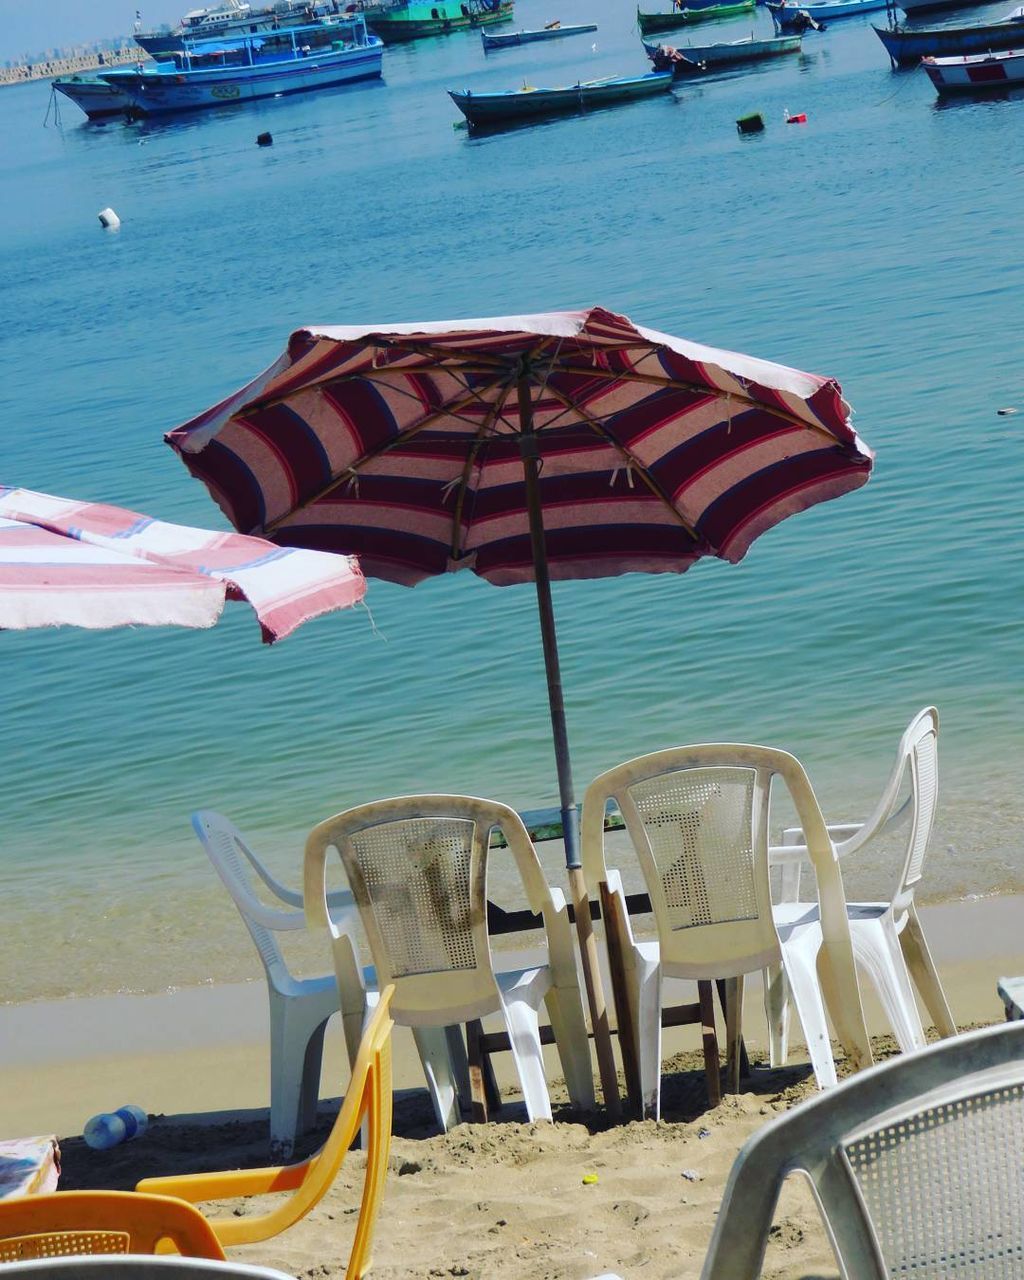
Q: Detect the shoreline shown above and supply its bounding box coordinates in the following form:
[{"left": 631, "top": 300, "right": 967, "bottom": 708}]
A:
[{"left": 2, "top": 894, "right": 1019, "bottom": 1139}]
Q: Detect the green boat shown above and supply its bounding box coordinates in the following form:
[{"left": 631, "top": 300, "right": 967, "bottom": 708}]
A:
[
  {"left": 637, "top": 0, "right": 754, "bottom": 34},
  {"left": 369, "top": 0, "right": 514, "bottom": 42}
]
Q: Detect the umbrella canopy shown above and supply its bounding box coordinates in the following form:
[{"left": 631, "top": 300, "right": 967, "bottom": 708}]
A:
[
  {"left": 166, "top": 304, "right": 875, "bottom": 1114},
  {"left": 0, "top": 486, "right": 365, "bottom": 643}
]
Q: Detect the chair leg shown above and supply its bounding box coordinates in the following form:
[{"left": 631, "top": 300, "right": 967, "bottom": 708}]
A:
[
  {"left": 763, "top": 963, "right": 791, "bottom": 1068},
  {"left": 544, "top": 984, "right": 597, "bottom": 1111},
  {"left": 500, "top": 995, "right": 553, "bottom": 1123},
  {"left": 715, "top": 979, "right": 751, "bottom": 1079},
  {"left": 723, "top": 976, "right": 744, "bottom": 1095},
  {"left": 636, "top": 954, "right": 663, "bottom": 1120},
  {"left": 444, "top": 1025, "right": 473, "bottom": 1116},
  {"left": 777, "top": 936, "right": 838, "bottom": 1089},
  {"left": 816, "top": 932, "right": 873, "bottom": 1076},
  {"left": 465, "top": 1018, "right": 491, "bottom": 1124},
  {"left": 412, "top": 1025, "right": 461, "bottom": 1132},
  {"left": 900, "top": 905, "right": 957, "bottom": 1038},
  {"left": 268, "top": 993, "right": 317, "bottom": 1159},
  {"left": 697, "top": 980, "right": 721, "bottom": 1108},
  {"left": 298, "top": 1019, "right": 328, "bottom": 1134},
  {"left": 850, "top": 918, "right": 926, "bottom": 1054}
]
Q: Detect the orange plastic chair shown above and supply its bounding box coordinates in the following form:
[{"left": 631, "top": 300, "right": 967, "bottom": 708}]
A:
[
  {"left": 137, "top": 985, "right": 395, "bottom": 1280},
  {"left": 0, "top": 1191, "right": 227, "bottom": 1262}
]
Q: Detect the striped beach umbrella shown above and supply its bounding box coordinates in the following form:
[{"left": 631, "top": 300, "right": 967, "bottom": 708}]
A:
[
  {"left": 0, "top": 486, "right": 365, "bottom": 643},
  {"left": 166, "top": 305, "right": 875, "bottom": 1109}
]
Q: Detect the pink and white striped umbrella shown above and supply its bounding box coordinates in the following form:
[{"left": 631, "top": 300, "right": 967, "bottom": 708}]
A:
[{"left": 0, "top": 486, "right": 365, "bottom": 644}]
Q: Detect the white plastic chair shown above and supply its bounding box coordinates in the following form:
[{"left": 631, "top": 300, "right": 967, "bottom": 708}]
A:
[
  {"left": 582, "top": 745, "right": 873, "bottom": 1120},
  {"left": 304, "top": 795, "right": 596, "bottom": 1130},
  {"left": 767, "top": 707, "right": 956, "bottom": 1065},
  {"left": 701, "top": 1018, "right": 1024, "bottom": 1280},
  {"left": 191, "top": 811, "right": 371, "bottom": 1158},
  {"left": 0, "top": 1262, "right": 297, "bottom": 1280}
]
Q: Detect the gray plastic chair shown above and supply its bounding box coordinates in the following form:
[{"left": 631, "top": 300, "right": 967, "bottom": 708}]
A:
[
  {"left": 0, "top": 1262, "right": 296, "bottom": 1280},
  {"left": 701, "top": 1018, "right": 1024, "bottom": 1280}
]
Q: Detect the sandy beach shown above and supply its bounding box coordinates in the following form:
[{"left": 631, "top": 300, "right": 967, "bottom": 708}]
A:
[{"left": 2, "top": 893, "right": 1019, "bottom": 1279}]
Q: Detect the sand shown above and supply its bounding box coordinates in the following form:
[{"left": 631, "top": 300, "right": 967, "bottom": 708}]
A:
[{"left": 3, "top": 894, "right": 1022, "bottom": 1280}]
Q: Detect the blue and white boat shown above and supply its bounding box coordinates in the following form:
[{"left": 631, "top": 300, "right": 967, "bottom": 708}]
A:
[
  {"left": 767, "top": 0, "right": 890, "bottom": 26},
  {"left": 102, "top": 15, "right": 382, "bottom": 115}
]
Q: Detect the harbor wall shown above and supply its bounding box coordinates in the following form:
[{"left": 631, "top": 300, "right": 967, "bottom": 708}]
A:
[{"left": 0, "top": 46, "right": 142, "bottom": 88}]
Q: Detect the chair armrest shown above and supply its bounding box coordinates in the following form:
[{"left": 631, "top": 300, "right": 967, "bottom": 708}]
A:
[{"left": 136, "top": 1161, "right": 309, "bottom": 1203}]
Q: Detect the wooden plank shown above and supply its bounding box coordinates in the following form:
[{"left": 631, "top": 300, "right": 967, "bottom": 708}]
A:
[{"left": 698, "top": 980, "right": 721, "bottom": 1108}]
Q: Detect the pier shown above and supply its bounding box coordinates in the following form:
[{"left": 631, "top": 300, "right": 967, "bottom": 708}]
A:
[{"left": 0, "top": 46, "right": 142, "bottom": 88}]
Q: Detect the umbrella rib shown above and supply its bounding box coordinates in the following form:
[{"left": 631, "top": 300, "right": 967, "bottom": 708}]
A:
[
  {"left": 448, "top": 378, "right": 517, "bottom": 562},
  {"left": 262, "top": 373, "right": 509, "bottom": 535},
  {"left": 540, "top": 382, "right": 701, "bottom": 542},
  {"left": 552, "top": 363, "right": 842, "bottom": 442}
]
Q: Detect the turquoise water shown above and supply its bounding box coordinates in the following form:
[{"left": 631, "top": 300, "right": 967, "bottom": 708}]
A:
[{"left": 2, "top": 0, "right": 1022, "bottom": 1001}]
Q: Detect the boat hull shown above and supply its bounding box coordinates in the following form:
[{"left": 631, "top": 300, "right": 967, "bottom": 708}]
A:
[
  {"left": 481, "top": 22, "right": 597, "bottom": 47},
  {"left": 900, "top": 0, "right": 997, "bottom": 13},
  {"left": 370, "top": 0, "right": 514, "bottom": 42},
  {"left": 768, "top": 0, "right": 888, "bottom": 24},
  {"left": 642, "top": 32, "right": 800, "bottom": 68},
  {"left": 449, "top": 71, "right": 672, "bottom": 125},
  {"left": 52, "top": 75, "right": 134, "bottom": 118},
  {"left": 637, "top": 1, "right": 755, "bottom": 33},
  {"left": 873, "top": 18, "right": 1024, "bottom": 65},
  {"left": 924, "top": 46, "right": 1024, "bottom": 90},
  {"left": 102, "top": 45, "right": 383, "bottom": 114}
]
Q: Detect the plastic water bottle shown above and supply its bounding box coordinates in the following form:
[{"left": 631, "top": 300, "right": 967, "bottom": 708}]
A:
[{"left": 83, "top": 1106, "right": 148, "bottom": 1151}]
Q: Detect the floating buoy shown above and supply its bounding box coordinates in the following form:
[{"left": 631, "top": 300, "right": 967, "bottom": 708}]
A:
[
  {"left": 256, "top": 131, "right": 273, "bottom": 146},
  {"left": 785, "top": 108, "right": 807, "bottom": 123},
  {"left": 97, "top": 207, "right": 121, "bottom": 230},
  {"left": 736, "top": 112, "right": 764, "bottom": 134},
  {"left": 997, "top": 406, "right": 1017, "bottom": 415}
]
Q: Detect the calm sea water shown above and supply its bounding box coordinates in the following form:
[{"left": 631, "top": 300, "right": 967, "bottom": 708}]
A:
[{"left": 2, "top": 0, "right": 1022, "bottom": 1002}]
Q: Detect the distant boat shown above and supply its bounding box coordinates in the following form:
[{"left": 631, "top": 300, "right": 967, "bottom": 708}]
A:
[
  {"left": 767, "top": 0, "right": 889, "bottom": 25},
  {"left": 481, "top": 21, "right": 597, "bottom": 48},
  {"left": 923, "top": 45, "right": 1024, "bottom": 91},
  {"left": 102, "top": 16, "right": 382, "bottom": 115},
  {"left": 874, "top": 8, "right": 1024, "bottom": 66},
  {"left": 368, "top": 0, "right": 514, "bottom": 42},
  {"left": 642, "top": 31, "right": 801, "bottom": 70},
  {"left": 449, "top": 70, "right": 673, "bottom": 126},
  {"left": 52, "top": 73, "right": 134, "bottom": 119},
  {"left": 900, "top": 0, "right": 997, "bottom": 15},
  {"left": 637, "top": 0, "right": 755, "bottom": 34},
  {"left": 134, "top": 0, "right": 338, "bottom": 55}
]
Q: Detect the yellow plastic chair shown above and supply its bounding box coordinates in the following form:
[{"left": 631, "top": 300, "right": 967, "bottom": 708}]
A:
[
  {"left": 0, "top": 1191, "right": 228, "bottom": 1261},
  {"left": 137, "top": 985, "right": 395, "bottom": 1280}
]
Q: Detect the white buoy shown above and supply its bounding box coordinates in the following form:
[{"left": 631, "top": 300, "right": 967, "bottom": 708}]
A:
[{"left": 98, "top": 207, "right": 121, "bottom": 230}]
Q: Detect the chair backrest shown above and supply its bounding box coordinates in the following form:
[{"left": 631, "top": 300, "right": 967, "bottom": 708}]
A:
[
  {"left": 139, "top": 986, "right": 396, "bottom": 1280},
  {"left": 0, "top": 1192, "right": 227, "bottom": 1262},
  {"left": 304, "top": 796, "right": 556, "bottom": 1024},
  {"left": 582, "top": 744, "right": 851, "bottom": 977},
  {"left": 0, "top": 1259, "right": 297, "bottom": 1280},
  {"left": 701, "top": 1018, "right": 1024, "bottom": 1280}
]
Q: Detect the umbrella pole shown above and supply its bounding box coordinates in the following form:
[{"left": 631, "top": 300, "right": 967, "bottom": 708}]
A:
[{"left": 517, "top": 375, "right": 621, "bottom": 1119}]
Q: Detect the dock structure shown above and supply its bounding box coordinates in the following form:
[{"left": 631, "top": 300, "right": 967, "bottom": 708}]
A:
[{"left": 0, "top": 46, "right": 142, "bottom": 88}]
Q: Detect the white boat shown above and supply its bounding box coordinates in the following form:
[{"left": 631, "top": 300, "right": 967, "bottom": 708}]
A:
[
  {"left": 767, "top": 0, "right": 889, "bottom": 27},
  {"left": 104, "top": 15, "right": 382, "bottom": 115},
  {"left": 480, "top": 22, "right": 597, "bottom": 49},
  {"left": 134, "top": 0, "right": 339, "bottom": 55},
  {"left": 52, "top": 73, "right": 134, "bottom": 119},
  {"left": 923, "top": 46, "right": 1024, "bottom": 91}
]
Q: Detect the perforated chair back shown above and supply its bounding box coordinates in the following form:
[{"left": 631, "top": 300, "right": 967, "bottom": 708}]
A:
[
  {"left": 583, "top": 744, "right": 851, "bottom": 978},
  {"left": 0, "top": 1193, "right": 227, "bottom": 1263},
  {"left": 702, "top": 1019, "right": 1024, "bottom": 1280},
  {"left": 305, "top": 796, "right": 556, "bottom": 1025}
]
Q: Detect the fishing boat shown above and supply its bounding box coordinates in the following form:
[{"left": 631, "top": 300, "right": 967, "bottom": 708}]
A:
[
  {"left": 874, "top": 8, "right": 1024, "bottom": 66},
  {"left": 900, "top": 0, "right": 996, "bottom": 14},
  {"left": 51, "top": 73, "right": 135, "bottom": 119},
  {"left": 101, "top": 16, "right": 383, "bottom": 115},
  {"left": 449, "top": 70, "right": 672, "bottom": 126},
  {"left": 767, "top": 0, "right": 888, "bottom": 27},
  {"left": 642, "top": 31, "right": 800, "bottom": 70},
  {"left": 637, "top": 0, "right": 755, "bottom": 33},
  {"left": 134, "top": 0, "right": 337, "bottom": 55},
  {"left": 923, "top": 45, "right": 1024, "bottom": 90},
  {"left": 368, "top": 0, "right": 513, "bottom": 42},
  {"left": 481, "top": 21, "right": 597, "bottom": 48}
]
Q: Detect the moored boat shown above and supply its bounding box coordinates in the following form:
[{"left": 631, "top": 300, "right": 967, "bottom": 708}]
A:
[
  {"left": 369, "top": 0, "right": 513, "bottom": 42},
  {"left": 637, "top": 0, "right": 755, "bottom": 33},
  {"left": 873, "top": 9, "right": 1024, "bottom": 66},
  {"left": 134, "top": 0, "right": 338, "bottom": 55},
  {"left": 900, "top": 0, "right": 997, "bottom": 14},
  {"left": 102, "top": 16, "right": 382, "bottom": 115},
  {"left": 642, "top": 31, "right": 801, "bottom": 70},
  {"left": 481, "top": 21, "right": 597, "bottom": 48},
  {"left": 767, "top": 0, "right": 888, "bottom": 26},
  {"left": 52, "top": 73, "right": 135, "bottom": 119},
  {"left": 923, "top": 45, "right": 1024, "bottom": 90},
  {"left": 449, "top": 70, "right": 673, "bottom": 126}
]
